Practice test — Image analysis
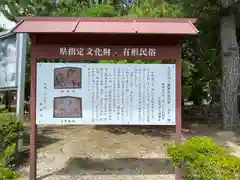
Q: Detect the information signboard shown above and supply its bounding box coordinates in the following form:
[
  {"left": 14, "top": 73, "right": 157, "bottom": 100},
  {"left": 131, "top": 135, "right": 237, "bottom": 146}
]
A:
[
  {"left": 0, "top": 33, "right": 17, "bottom": 89},
  {"left": 36, "top": 63, "right": 176, "bottom": 125}
]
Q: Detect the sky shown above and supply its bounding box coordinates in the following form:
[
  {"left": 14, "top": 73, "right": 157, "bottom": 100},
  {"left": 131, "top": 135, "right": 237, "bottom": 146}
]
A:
[{"left": 0, "top": 12, "right": 16, "bottom": 30}]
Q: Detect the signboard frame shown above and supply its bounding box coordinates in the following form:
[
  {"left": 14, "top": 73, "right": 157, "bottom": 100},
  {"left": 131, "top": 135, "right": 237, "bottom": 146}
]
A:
[
  {"left": 31, "top": 41, "right": 182, "bottom": 180},
  {"left": 14, "top": 17, "right": 198, "bottom": 180}
]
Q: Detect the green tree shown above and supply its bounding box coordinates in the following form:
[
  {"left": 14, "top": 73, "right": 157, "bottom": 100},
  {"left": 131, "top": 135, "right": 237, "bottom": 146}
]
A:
[
  {"left": 181, "top": 0, "right": 221, "bottom": 107},
  {"left": 3, "top": 0, "right": 240, "bottom": 129},
  {"left": 219, "top": 0, "right": 240, "bottom": 129},
  {"left": 177, "top": 0, "right": 240, "bottom": 129},
  {"left": 126, "top": 0, "right": 183, "bottom": 18},
  {"left": 0, "top": 0, "right": 117, "bottom": 100}
]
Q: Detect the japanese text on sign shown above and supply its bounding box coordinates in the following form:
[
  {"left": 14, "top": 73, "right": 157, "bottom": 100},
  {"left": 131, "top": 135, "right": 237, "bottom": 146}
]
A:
[
  {"left": 60, "top": 47, "right": 111, "bottom": 56},
  {"left": 59, "top": 47, "right": 156, "bottom": 57},
  {"left": 123, "top": 48, "right": 156, "bottom": 57}
]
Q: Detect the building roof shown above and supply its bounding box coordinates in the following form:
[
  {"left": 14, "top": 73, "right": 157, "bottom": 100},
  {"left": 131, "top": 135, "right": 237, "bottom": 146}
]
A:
[{"left": 13, "top": 17, "right": 198, "bottom": 35}]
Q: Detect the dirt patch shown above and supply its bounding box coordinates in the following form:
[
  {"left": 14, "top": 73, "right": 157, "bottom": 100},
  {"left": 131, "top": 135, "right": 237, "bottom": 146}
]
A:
[
  {"left": 18, "top": 124, "right": 240, "bottom": 180},
  {"left": 19, "top": 125, "right": 175, "bottom": 180}
]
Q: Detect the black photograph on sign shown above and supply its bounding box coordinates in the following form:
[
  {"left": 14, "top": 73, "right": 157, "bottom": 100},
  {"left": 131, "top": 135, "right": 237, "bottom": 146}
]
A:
[{"left": 54, "top": 67, "right": 82, "bottom": 89}]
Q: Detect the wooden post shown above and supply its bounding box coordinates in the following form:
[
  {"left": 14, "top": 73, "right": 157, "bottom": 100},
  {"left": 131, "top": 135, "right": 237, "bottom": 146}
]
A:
[
  {"left": 175, "top": 48, "right": 182, "bottom": 180},
  {"left": 29, "top": 35, "right": 37, "bottom": 180}
]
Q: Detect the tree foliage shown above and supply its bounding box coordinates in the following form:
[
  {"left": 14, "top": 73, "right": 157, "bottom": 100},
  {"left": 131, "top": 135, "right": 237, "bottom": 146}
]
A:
[{"left": 0, "top": 0, "right": 239, "bottom": 128}]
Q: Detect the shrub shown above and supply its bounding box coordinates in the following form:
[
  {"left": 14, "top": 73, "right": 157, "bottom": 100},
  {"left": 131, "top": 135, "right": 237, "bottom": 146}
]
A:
[
  {"left": 166, "top": 136, "right": 240, "bottom": 180},
  {"left": 0, "top": 113, "right": 24, "bottom": 152},
  {"left": 0, "top": 144, "right": 22, "bottom": 180},
  {"left": 0, "top": 113, "right": 24, "bottom": 170},
  {"left": 0, "top": 113, "right": 24, "bottom": 179}
]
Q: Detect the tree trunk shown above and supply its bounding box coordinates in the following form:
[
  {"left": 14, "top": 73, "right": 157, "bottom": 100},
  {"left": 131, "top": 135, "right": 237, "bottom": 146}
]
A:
[
  {"left": 8, "top": 91, "right": 12, "bottom": 112},
  {"left": 220, "top": 12, "right": 240, "bottom": 129},
  {"left": 4, "top": 91, "right": 9, "bottom": 109}
]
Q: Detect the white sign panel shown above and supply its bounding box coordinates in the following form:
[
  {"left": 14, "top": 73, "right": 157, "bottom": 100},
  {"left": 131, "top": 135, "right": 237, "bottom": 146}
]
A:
[
  {"left": 0, "top": 34, "right": 17, "bottom": 89},
  {"left": 36, "top": 63, "right": 176, "bottom": 125}
]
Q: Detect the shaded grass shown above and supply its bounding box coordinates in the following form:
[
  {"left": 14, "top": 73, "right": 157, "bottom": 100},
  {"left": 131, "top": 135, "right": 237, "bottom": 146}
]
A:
[{"left": 0, "top": 107, "right": 16, "bottom": 114}]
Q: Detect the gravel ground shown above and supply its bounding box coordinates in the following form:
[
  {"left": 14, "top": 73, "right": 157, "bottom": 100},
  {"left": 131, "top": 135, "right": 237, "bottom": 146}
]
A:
[
  {"left": 18, "top": 125, "right": 177, "bottom": 180},
  {"left": 18, "top": 124, "right": 240, "bottom": 180}
]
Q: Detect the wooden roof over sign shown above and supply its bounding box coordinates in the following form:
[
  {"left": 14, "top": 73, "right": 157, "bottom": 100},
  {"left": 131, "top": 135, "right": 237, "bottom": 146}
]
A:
[{"left": 13, "top": 17, "right": 198, "bottom": 35}]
